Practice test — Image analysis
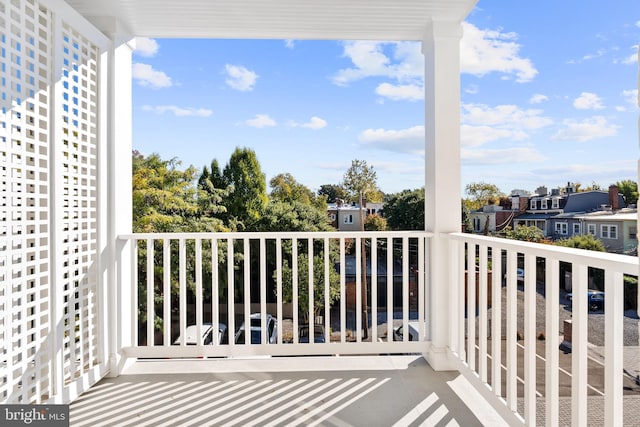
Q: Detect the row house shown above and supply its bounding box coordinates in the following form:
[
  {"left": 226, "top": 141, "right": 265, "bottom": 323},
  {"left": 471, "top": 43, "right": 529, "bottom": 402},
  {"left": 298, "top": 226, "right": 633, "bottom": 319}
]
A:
[
  {"left": 327, "top": 200, "right": 383, "bottom": 231},
  {"left": 513, "top": 184, "right": 626, "bottom": 238},
  {"left": 553, "top": 209, "right": 638, "bottom": 255}
]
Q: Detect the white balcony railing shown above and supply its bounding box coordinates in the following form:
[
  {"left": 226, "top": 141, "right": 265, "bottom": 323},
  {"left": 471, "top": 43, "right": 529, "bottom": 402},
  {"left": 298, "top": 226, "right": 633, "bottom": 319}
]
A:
[
  {"left": 118, "top": 231, "right": 431, "bottom": 358},
  {"left": 117, "top": 230, "right": 638, "bottom": 426},
  {"left": 446, "top": 233, "right": 639, "bottom": 426}
]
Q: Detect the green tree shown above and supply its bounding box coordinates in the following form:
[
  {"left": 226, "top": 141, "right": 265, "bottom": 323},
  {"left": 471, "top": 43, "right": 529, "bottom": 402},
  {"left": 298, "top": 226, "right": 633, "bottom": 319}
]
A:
[
  {"left": 555, "top": 234, "right": 606, "bottom": 252},
  {"left": 364, "top": 213, "right": 387, "bottom": 231},
  {"left": 280, "top": 248, "right": 341, "bottom": 324},
  {"left": 342, "top": 159, "right": 377, "bottom": 338},
  {"left": 318, "top": 184, "right": 345, "bottom": 203},
  {"left": 221, "top": 147, "right": 268, "bottom": 228},
  {"left": 503, "top": 225, "right": 545, "bottom": 243},
  {"left": 270, "top": 173, "right": 327, "bottom": 210},
  {"left": 464, "top": 182, "right": 505, "bottom": 211},
  {"left": 254, "top": 200, "right": 333, "bottom": 232},
  {"left": 132, "top": 151, "right": 226, "bottom": 339},
  {"left": 383, "top": 188, "right": 425, "bottom": 230},
  {"left": 616, "top": 180, "right": 638, "bottom": 205},
  {"left": 133, "top": 151, "right": 200, "bottom": 233}
]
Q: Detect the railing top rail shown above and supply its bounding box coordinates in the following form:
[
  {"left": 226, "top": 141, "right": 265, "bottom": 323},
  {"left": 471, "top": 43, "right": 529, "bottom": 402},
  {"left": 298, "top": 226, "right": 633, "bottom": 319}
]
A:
[
  {"left": 445, "top": 232, "right": 638, "bottom": 275},
  {"left": 118, "top": 230, "right": 433, "bottom": 240}
]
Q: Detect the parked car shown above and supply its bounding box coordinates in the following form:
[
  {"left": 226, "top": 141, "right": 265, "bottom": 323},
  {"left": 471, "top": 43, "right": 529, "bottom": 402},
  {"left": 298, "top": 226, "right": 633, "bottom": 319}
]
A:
[
  {"left": 503, "top": 268, "right": 525, "bottom": 284},
  {"left": 566, "top": 290, "right": 605, "bottom": 311},
  {"left": 174, "top": 323, "right": 227, "bottom": 345},
  {"left": 299, "top": 324, "right": 326, "bottom": 343},
  {"left": 393, "top": 322, "right": 420, "bottom": 342},
  {"left": 234, "top": 313, "right": 277, "bottom": 344}
]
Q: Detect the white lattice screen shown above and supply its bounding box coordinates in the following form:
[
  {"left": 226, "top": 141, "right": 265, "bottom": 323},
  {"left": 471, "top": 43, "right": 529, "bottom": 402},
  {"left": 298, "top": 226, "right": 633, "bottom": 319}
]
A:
[{"left": 0, "top": 0, "right": 106, "bottom": 404}]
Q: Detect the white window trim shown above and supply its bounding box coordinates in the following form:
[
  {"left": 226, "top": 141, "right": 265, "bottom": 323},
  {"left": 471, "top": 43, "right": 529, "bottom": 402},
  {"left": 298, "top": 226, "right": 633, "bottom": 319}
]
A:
[
  {"left": 551, "top": 198, "right": 559, "bottom": 209},
  {"left": 541, "top": 199, "right": 548, "bottom": 209},
  {"left": 587, "top": 224, "right": 596, "bottom": 236},
  {"left": 601, "top": 224, "right": 618, "bottom": 239},
  {"left": 572, "top": 223, "right": 581, "bottom": 234},
  {"left": 530, "top": 199, "right": 536, "bottom": 210},
  {"left": 555, "top": 222, "right": 568, "bottom": 235},
  {"left": 343, "top": 214, "right": 353, "bottom": 224}
]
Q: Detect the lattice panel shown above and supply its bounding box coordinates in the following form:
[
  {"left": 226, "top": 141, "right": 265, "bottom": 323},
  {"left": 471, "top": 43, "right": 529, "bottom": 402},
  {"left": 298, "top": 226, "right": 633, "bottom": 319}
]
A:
[
  {"left": 58, "top": 21, "right": 100, "bottom": 386},
  {"left": 0, "top": 0, "right": 53, "bottom": 404},
  {"left": 0, "top": 0, "right": 102, "bottom": 404}
]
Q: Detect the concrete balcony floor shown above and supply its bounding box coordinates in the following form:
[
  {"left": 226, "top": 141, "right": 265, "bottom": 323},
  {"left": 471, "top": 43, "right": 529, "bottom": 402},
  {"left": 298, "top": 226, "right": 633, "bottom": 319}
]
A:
[{"left": 69, "top": 355, "right": 506, "bottom": 426}]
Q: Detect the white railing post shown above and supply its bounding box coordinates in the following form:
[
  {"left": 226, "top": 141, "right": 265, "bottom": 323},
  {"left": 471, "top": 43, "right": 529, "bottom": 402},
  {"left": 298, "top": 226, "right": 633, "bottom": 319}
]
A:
[
  {"left": 423, "top": 20, "right": 463, "bottom": 370},
  {"left": 103, "top": 22, "right": 134, "bottom": 378}
]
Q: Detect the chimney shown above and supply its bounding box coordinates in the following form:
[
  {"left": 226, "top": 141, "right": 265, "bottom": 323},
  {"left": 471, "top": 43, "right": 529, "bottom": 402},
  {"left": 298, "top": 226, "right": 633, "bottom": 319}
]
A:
[
  {"left": 519, "top": 196, "right": 529, "bottom": 214},
  {"left": 609, "top": 185, "right": 619, "bottom": 210}
]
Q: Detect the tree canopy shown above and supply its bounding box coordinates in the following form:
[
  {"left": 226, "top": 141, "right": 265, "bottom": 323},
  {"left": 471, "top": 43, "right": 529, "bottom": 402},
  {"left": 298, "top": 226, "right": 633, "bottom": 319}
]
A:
[
  {"left": 270, "top": 173, "right": 327, "bottom": 210},
  {"left": 555, "top": 234, "right": 606, "bottom": 252},
  {"left": 464, "top": 182, "right": 505, "bottom": 211},
  {"left": 132, "top": 151, "right": 225, "bottom": 233},
  {"left": 383, "top": 188, "right": 425, "bottom": 231},
  {"left": 317, "top": 184, "right": 345, "bottom": 204},
  {"left": 616, "top": 180, "right": 638, "bottom": 205},
  {"left": 503, "top": 225, "right": 545, "bottom": 243}
]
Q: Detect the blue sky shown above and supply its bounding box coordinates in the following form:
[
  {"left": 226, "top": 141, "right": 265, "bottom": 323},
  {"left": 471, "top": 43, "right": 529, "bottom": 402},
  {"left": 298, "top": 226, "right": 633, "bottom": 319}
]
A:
[{"left": 131, "top": 0, "right": 639, "bottom": 196}]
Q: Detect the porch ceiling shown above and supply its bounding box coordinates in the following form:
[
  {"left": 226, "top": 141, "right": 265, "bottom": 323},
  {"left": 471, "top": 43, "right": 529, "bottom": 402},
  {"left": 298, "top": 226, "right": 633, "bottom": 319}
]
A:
[{"left": 64, "top": 0, "right": 478, "bottom": 40}]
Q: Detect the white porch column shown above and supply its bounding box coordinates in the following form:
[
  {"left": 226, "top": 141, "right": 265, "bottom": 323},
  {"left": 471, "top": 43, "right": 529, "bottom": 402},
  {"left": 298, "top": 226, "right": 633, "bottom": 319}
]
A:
[
  {"left": 423, "top": 20, "right": 463, "bottom": 371},
  {"left": 92, "top": 18, "right": 135, "bottom": 377}
]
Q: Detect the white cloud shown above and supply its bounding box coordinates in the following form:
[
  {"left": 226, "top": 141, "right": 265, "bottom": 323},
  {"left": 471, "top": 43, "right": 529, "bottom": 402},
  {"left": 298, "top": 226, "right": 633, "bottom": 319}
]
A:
[
  {"left": 551, "top": 116, "right": 619, "bottom": 142},
  {"left": 141, "top": 105, "right": 213, "bottom": 117},
  {"left": 358, "top": 126, "right": 424, "bottom": 155},
  {"left": 225, "top": 64, "right": 258, "bottom": 91},
  {"left": 331, "top": 24, "right": 536, "bottom": 100},
  {"left": 620, "top": 45, "right": 639, "bottom": 64},
  {"left": 529, "top": 94, "right": 548, "bottom": 104},
  {"left": 132, "top": 63, "right": 172, "bottom": 89},
  {"left": 462, "top": 147, "right": 545, "bottom": 165},
  {"left": 462, "top": 103, "right": 553, "bottom": 128},
  {"left": 284, "top": 39, "right": 295, "bottom": 49},
  {"left": 461, "top": 125, "right": 522, "bottom": 147},
  {"left": 134, "top": 37, "right": 159, "bottom": 57},
  {"left": 622, "top": 89, "right": 639, "bottom": 108},
  {"left": 288, "top": 116, "right": 327, "bottom": 130},
  {"left": 244, "top": 114, "right": 276, "bottom": 128},
  {"left": 460, "top": 22, "right": 538, "bottom": 83},
  {"left": 582, "top": 49, "right": 606, "bottom": 61},
  {"left": 375, "top": 83, "right": 423, "bottom": 101},
  {"left": 573, "top": 92, "right": 605, "bottom": 110},
  {"left": 331, "top": 41, "right": 423, "bottom": 87},
  {"left": 461, "top": 103, "right": 552, "bottom": 147},
  {"left": 464, "top": 84, "right": 479, "bottom": 95}
]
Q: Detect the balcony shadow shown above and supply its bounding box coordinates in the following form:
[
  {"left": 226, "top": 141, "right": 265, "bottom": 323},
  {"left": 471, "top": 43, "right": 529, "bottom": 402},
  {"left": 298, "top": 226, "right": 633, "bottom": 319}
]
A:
[{"left": 69, "top": 356, "right": 485, "bottom": 426}]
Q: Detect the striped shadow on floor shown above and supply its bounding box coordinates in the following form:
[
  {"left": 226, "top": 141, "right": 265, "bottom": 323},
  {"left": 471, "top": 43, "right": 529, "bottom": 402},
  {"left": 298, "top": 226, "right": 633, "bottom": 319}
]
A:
[{"left": 70, "top": 356, "right": 492, "bottom": 426}]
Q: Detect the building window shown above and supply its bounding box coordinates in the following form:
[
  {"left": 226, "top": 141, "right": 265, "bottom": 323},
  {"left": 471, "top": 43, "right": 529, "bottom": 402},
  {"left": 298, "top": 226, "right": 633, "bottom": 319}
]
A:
[
  {"left": 572, "top": 223, "right": 581, "bottom": 235},
  {"left": 601, "top": 224, "right": 618, "bottom": 239},
  {"left": 344, "top": 214, "right": 353, "bottom": 224},
  {"left": 530, "top": 199, "right": 536, "bottom": 210},
  {"left": 587, "top": 224, "right": 596, "bottom": 236},
  {"left": 541, "top": 199, "right": 548, "bottom": 209},
  {"left": 555, "top": 222, "right": 568, "bottom": 235},
  {"left": 552, "top": 198, "right": 559, "bottom": 209},
  {"left": 630, "top": 227, "right": 637, "bottom": 240},
  {"left": 330, "top": 213, "right": 336, "bottom": 221}
]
